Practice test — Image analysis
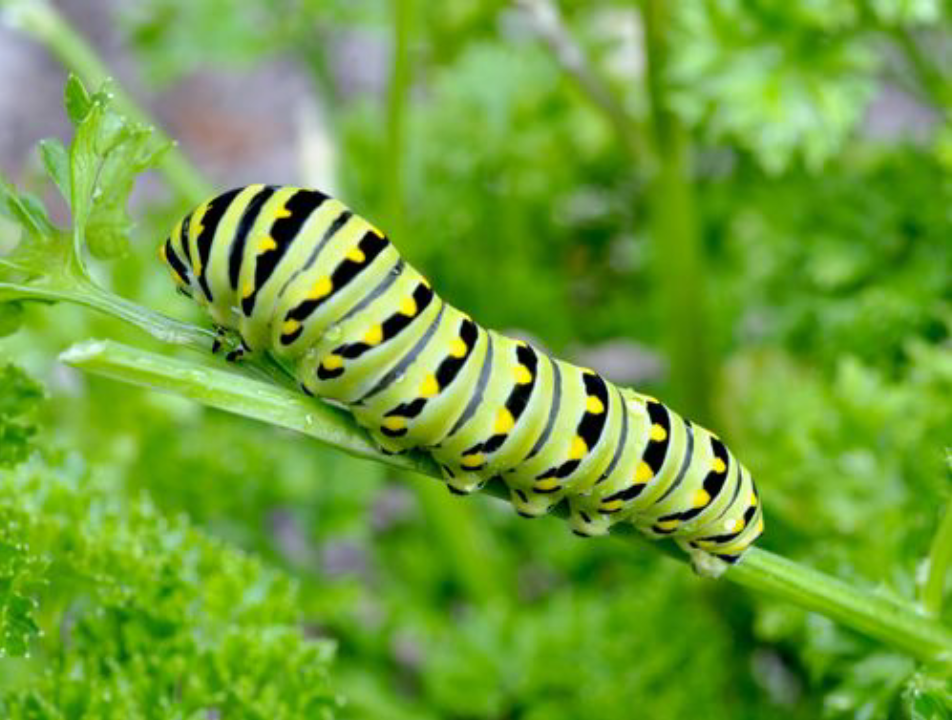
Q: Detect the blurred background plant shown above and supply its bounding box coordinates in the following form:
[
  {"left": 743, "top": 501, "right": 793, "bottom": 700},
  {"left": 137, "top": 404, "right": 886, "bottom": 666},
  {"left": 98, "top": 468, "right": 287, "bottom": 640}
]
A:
[{"left": 0, "top": 0, "right": 950, "bottom": 718}]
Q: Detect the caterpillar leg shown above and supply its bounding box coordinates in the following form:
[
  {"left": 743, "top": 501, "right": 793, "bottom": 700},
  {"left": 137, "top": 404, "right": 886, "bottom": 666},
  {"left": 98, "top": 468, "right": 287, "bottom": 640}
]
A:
[
  {"left": 567, "top": 500, "right": 612, "bottom": 538},
  {"left": 368, "top": 429, "right": 408, "bottom": 456},
  {"left": 678, "top": 540, "right": 733, "bottom": 579},
  {"left": 211, "top": 326, "right": 227, "bottom": 355},
  {"left": 439, "top": 464, "right": 485, "bottom": 495},
  {"left": 509, "top": 486, "right": 559, "bottom": 519}
]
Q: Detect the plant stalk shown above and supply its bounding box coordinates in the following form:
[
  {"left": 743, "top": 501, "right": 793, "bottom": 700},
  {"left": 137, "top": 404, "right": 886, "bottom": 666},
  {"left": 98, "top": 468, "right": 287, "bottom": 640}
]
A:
[
  {"left": 640, "top": 0, "right": 713, "bottom": 424},
  {"left": 922, "top": 497, "right": 952, "bottom": 617},
  {"left": 60, "top": 338, "right": 952, "bottom": 664}
]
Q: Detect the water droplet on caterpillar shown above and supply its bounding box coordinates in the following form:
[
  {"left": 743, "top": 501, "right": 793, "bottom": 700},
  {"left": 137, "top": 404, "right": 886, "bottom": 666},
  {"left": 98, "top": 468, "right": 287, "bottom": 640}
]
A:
[
  {"left": 323, "top": 324, "right": 343, "bottom": 342},
  {"left": 393, "top": 372, "right": 407, "bottom": 384}
]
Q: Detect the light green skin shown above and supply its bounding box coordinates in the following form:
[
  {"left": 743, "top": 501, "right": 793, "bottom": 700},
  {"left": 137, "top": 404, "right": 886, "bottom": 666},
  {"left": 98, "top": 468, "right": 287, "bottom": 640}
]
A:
[{"left": 162, "top": 185, "right": 764, "bottom": 576}]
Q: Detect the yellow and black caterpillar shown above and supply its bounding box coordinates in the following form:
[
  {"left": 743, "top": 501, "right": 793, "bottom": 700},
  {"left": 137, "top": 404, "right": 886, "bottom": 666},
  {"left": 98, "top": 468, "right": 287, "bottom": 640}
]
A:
[{"left": 160, "top": 185, "right": 764, "bottom": 575}]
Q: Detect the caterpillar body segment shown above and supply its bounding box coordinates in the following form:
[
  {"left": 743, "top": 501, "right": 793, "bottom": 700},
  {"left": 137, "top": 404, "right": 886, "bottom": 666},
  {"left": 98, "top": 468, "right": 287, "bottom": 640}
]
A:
[{"left": 161, "top": 185, "right": 764, "bottom": 576}]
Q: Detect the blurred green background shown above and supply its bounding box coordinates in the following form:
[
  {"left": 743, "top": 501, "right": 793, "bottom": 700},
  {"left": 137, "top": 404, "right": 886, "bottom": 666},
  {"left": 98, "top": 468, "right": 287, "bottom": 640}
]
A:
[{"left": 0, "top": 0, "right": 950, "bottom": 718}]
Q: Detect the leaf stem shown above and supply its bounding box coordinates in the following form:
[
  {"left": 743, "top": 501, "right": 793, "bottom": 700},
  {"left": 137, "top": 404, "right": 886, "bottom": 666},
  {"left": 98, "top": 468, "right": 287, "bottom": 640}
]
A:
[
  {"left": 60, "top": 338, "right": 952, "bottom": 664},
  {"left": 3, "top": 0, "right": 212, "bottom": 204},
  {"left": 923, "top": 496, "right": 952, "bottom": 617}
]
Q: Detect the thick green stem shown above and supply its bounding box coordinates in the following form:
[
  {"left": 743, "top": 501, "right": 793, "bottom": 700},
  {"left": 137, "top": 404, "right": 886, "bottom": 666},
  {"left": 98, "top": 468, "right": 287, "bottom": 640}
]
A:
[
  {"left": 384, "top": 0, "right": 411, "bottom": 242},
  {"left": 59, "top": 338, "right": 952, "bottom": 663},
  {"left": 923, "top": 497, "right": 952, "bottom": 617},
  {"left": 641, "top": 0, "right": 712, "bottom": 424},
  {"left": 2, "top": 0, "right": 212, "bottom": 204},
  {"left": 381, "top": 0, "right": 505, "bottom": 603}
]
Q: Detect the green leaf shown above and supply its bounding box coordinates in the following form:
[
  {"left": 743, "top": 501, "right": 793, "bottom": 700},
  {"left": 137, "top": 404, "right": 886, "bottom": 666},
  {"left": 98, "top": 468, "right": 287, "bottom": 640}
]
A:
[
  {"left": 67, "top": 82, "right": 172, "bottom": 259},
  {"left": 38, "top": 138, "right": 70, "bottom": 201},
  {"left": 0, "top": 176, "right": 55, "bottom": 240},
  {"left": 63, "top": 73, "right": 92, "bottom": 125}
]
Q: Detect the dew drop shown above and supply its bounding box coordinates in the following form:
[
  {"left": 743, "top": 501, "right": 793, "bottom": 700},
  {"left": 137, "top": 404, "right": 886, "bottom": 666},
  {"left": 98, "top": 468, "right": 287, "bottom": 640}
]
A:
[{"left": 323, "top": 324, "right": 343, "bottom": 342}]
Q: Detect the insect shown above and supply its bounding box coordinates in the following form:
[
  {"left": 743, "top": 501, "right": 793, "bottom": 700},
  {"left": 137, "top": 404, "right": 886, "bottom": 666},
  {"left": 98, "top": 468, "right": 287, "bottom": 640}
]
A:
[{"left": 160, "top": 185, "right": 763, "bottom": 576}]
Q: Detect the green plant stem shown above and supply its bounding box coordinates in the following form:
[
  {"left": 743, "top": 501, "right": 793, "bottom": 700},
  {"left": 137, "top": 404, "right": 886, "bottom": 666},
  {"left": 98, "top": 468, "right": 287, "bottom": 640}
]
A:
[
  {"left": 640, "top": 0, "right": 713, "bottom": 424},
  {"left": 923, "top": 498, "right": 952, "bottom": 617},
  {"left": 384, "top": 0, "right": 411, "bottom": 241},
  {"left": 59, "top": 338, "right": 952, "bottom": 664},
  {"left": 3, "top": 0, "right": 212, "bottom": 204},
  {"left": 381, "top": 0, "right": 505, "bottom": 604}
]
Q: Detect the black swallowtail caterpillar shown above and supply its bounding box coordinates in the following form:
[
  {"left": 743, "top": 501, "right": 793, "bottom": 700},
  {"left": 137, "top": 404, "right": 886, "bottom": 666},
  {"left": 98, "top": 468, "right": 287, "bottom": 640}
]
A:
[{"left": 160, "top": 185, "right": 764, "bottom": 576}]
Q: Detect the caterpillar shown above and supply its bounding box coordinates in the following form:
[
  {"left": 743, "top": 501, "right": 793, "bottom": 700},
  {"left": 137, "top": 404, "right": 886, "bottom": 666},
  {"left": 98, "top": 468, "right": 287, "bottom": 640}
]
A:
[{"left": 159, "top": 185, "right": 764, "bottom": 576}]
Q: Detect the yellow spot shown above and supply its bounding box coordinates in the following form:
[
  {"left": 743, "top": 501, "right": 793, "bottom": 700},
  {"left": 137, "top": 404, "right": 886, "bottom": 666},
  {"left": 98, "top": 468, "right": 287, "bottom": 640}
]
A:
[
  {"left": 693, "top": 488, "right": 711, "bottom": 508},
  {"left": 513, "top": 364, "right": 533, "bottom": 384},
  {"left": 368, "top": 222, "right": 384, "bottom": 238},
  {"left": 242, "top": 281, "right": 255, "bottom": 299},
  {"left": 275, "top": 206, "right": 293, "bottom": 219},
  {"left": 321, "top": 353, "right": 343, "bottom": 371},
  {"left": 346, "top": 247, "right": 366, "bottom": 263},
  {"left": 381, "top": 416, "right": 407, "bottom": 432},
  {"left": 309, "top": 276, "right": 333, "bottom": 300},
  {"left": 399, "top": 296, "right": 418, "bottom": 316},
  {"left": 257, "top": 236, "right": 277, "bottom": 254},
  {"left": 494, "top": 408, "right": 515, "bottom": 435},
  {"left": 460, "top": 452, "right": 485, "bottom": 468},
  {"left": 650, "top": 423, "right": 667, "bottom": 442},
  {"left": 419, "top": 374, "right": 439, "bottom": 398},
  {"left": 158, "top": 244, "right": 168, "bottom": 262},
  {"left": 568, "top": 435, "right": 588, "bottom": 460},
  {"left": 449, "top": 338, "right": 468, "bottom": 358},
  {"left": 601, "top": 499, "right": 624, "bottom": 512},
  {"left": 193, "top": 258, "right": 203, "bottom": 276},
  {"left": 363, "top": 324, "right": 384, "bottom": 345},
  {"left": 712, "top": 457, "right": 727, "bottom": 474},
  {"left": 635, "top": 461, "right": 653, "bottom": 483},
  {"left": 535, "top": 478, "right": 560, "bottom": 492},
  {"left": 282, "top": 319, "right": 301, "bottom": 335},
  {"left": 755, "top": 517, "right": 764, "bottom": 533},
  {"left": 750, "top": 492, "right": 758, "bottom": 507},
  {"left": 586, "top": 395, "right": 605, "bottom": 414},
  {"left": 421, "top": 277, "right": 432, "bottom": 289},
  {"left": 655, "top": 518, "right": 680, "bottom": 531},
  {"left": 723, "top": 517, "right": 743, "bottom": 533}
]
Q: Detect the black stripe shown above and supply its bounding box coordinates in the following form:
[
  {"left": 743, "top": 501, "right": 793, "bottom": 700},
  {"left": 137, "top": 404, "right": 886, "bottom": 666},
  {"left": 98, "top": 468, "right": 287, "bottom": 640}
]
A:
[
  {"left": 195, "top": 188, "right": 242, "bottom": 301},
  {"left": 641, "top": 401, "right": 671, "bottom": 473},
  {"left": 336, "top": 259, "right": 405, "bottom": 325},
  {"left": 434, "top": 319, "right": 478, "bottom": 389},
  {"left": 357, "top": 303, "right": 446, "bottom": 403},
  {"left": 179, "top": 214, "right": 192, "bottom": 266},
  {"left": 281, "top": 235, "right": 395, "bottom": 346},
  {"left": 595, "top": 386, "right": 627, "bottom": 486},
  {"left": 164, "top": 238, "right": 190, "bottom": 286},
  {"left": 335, "top": 284, "right": 433, "bottom": 360},
  {"left": 525, "top": 356, "right": 562, "bottom": 460},
  {"left": 242, "top": 189, "right": 328, "bottom": 315},
  {"left": 710, "top": 458, "right": 745, "bottom": 524},
  {"left": 279, "top": 208, "right": 353, "bottom": 299},
  {"left": 229, "top": 185, "right": 276, "bottom": 290},
  {"left": 653, "top": 419, "right": 695, "bottom": 505},
  {"left": 447, "top": 331, "right": 495, "bottom": 437}
]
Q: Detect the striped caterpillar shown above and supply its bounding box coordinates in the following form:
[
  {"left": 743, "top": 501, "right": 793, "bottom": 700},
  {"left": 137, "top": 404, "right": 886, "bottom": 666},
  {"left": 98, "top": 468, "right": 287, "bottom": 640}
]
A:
[{"left": 160, "top": 185, "right": 763, "bottom": 576}]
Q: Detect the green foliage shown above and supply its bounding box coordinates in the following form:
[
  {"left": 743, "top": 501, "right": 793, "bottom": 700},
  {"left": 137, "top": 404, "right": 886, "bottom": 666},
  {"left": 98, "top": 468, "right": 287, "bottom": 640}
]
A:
[
  {"left": 65, "top": 75, "right": 171, "bottom": 259},
  {"left": 0, "top": 461, "right": 337, "bottom": 718},
  {"left": 0, "top": 362, "right": 43, "bottom": 469},
  {"left": 0, "top": 4, "right": 950, "bottom": 720}
]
